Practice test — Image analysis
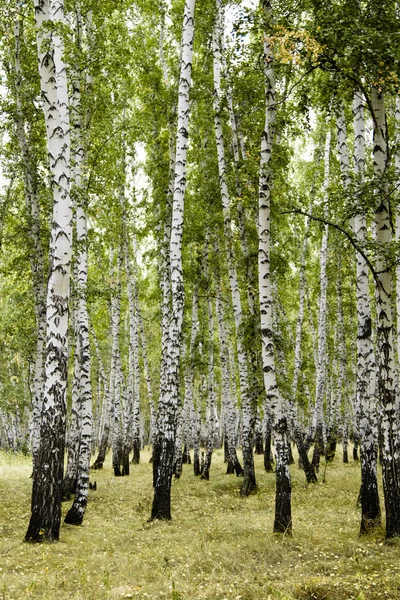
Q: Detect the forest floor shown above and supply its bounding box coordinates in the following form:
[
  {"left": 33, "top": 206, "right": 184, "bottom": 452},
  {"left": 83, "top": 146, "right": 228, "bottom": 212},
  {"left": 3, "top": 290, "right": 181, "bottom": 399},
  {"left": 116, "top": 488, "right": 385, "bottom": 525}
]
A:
[{"left": 0, "top": 449, "right": 400, "bottom": 600}]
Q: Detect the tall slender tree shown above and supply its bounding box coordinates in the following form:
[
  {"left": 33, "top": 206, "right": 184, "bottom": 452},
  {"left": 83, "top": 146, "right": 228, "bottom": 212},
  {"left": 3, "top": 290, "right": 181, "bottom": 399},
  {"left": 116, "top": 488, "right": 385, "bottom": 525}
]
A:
[
  {"left": 151, "top": 0, "right": 196, "bottom": 520},
  {"left": 213, "top": 0, "right": 255, "bottom": 495},
  {"left": 352, "top": 91, "right": 380, "bottom": 534},
  {"left": 372, "top": 88, "right": 400, "bottom": 538},
  {"left": 258, "top": 0, "right": 292, "bottom": 534},
  {"left": 25, "top": 0, "right": 72, "bottom": 543}
]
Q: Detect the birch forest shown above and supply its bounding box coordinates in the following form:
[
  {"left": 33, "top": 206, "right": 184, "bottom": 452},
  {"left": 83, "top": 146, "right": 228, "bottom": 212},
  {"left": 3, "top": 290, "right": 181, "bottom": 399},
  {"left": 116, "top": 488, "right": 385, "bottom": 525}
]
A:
[{"left": 0, "top": 0, "right": 400, "bottom": 598}]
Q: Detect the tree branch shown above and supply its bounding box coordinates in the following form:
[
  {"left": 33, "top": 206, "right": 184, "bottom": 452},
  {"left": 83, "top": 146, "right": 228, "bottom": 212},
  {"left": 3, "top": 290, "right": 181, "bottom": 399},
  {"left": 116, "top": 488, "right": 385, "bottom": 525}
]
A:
[{"left": 281, "top": 208, "right": 385, "bottom": 290}]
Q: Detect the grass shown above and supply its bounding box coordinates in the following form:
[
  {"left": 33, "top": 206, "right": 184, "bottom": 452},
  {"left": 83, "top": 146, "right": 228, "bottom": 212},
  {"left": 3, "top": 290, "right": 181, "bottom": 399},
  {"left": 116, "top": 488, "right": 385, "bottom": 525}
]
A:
[{"left": 0, "top": 448, "right": 400, "bottom": 600}]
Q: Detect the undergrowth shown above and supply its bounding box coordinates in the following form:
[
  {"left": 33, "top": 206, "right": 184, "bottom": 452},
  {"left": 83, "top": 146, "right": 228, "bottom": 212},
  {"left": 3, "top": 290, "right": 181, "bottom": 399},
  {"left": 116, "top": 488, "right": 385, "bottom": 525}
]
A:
[{"left": 0, "top": 449, "right": 399, "bottom": 600}]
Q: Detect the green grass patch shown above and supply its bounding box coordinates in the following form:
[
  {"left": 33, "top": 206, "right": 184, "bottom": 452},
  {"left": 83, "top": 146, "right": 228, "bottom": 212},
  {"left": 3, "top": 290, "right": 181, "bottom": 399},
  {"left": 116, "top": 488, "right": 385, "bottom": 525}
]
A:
[{"left": 0, "top": 448, "right": 399, "bottom": 600}]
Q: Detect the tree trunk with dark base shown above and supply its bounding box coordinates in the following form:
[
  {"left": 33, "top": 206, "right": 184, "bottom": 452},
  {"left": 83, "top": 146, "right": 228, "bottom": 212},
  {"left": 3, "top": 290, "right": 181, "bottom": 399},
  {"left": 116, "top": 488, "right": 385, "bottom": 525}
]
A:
[
  {"left": 63, "top": 7, "right": 93, "bottom": 527},
  {"left": 92, "top": 424, "right": 109, "bottom": 470},
  {"left": 312, "top": 423, "right": 324, "bottom": 472},
  {"left": 215, "top": 278, "right": 243, "bottom": 479},
  {"left": 227, "top": 456, "right": 244, "bottom": 476},
  {"left": 240, "top": 431, "right": 257, "bottom": 496},
  {"left": 325, "top": 432, "right": 337, "bottom": 463},
  {"left": 25, "top": 0, "right": 72, "bottom": 544},
  {"left": 122, "top": 443, "right": 130, "bottom": 476},
  {"left": 151, "top": 438, "right": 174, "bottom": 520},
  {"left": 264, "top": 420, "right": 274, "bottom": 472},
  {"left": 132, "top": 440, "right": 140, "bottom": 465},
  {"left": 353, "top": 440, "right": 359, "bottom": 461},
  {"left": 150, "top": 0, "right": 196, "bottom": 521},
  {"left": 254, "top": 427, "right": 264, "bottom": 455},
  {"left": 274, "top": 435, "right": 292, "bottom": 535},
  {"left": 25, "top": 412, "right": 66, "bottom": 542},
  {"left": 182, "top": 444, "right": 191, "bottom": 464},
  {"left": 382, "top": 453, "right": 400, "bottom": 538},
  {"left": 342, "top": 419, "right": 349, "bottom": 463},
  {"left": 201, "top": 258, "right": 216, "bottom": 483},
  {"left": 213, "top": 0, "right": 255, "bottom": 496},
  {"left": 62, "top": 475, "right": 77, "bottom": 502},
  {"left": 294, "top": 431, "right": 317, "bottom": 484},
  {"left": 193, "top": 451, "right": 201, "bottom": 476},
  {"left": 62, "top": 330, "right": 80, "bottom": 501},
  {"left": 359, "top": 444, "right": 381, "bottom": 534},
  {"left": 372, "top": 89, "right": 400, "bottom": 539}
]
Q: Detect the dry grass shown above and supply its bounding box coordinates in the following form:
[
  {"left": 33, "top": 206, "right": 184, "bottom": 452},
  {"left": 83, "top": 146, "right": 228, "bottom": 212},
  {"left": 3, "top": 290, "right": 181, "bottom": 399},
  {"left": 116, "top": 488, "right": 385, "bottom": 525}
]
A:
[{"left": 1, "top": 449, "right": 400, "bottom": 600}]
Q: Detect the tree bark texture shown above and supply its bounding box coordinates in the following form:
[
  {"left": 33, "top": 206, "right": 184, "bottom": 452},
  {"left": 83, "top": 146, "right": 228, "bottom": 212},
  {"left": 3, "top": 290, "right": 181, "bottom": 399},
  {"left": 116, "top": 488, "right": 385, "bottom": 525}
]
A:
[
  {"left": 258, "top": 0, "right": 291, "bottom": 534},
  {"left": 213, "top": 0, "right": 255, "bottom": 495},
  {"left": 311, "top": 128, "right": 331, "bottom": 472},
  {"left": 352, "top": 91, "right": 380, "bottom": 533},
  {"left": 151, "top": 0, "right": 196, "bottom": 520},
  {"left": 372, "top": 89, "right": 400, "bottom": 538},
  {"left": 26, "top": 0, "right": 72, "bottom": 543}
]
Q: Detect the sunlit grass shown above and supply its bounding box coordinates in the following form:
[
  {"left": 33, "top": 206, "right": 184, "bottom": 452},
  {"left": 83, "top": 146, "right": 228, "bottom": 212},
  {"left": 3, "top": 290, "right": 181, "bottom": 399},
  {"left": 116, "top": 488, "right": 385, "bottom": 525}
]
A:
[{"left": 0, "top": 448, "right": 399, "bottom": 599}]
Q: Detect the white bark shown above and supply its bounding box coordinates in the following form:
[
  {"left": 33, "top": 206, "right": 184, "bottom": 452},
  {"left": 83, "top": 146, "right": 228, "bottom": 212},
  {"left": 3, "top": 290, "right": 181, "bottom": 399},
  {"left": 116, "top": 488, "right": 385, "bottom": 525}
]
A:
[
  {"left": 64, "top": 5, "right": 92, "bottom": 523},
  {"left": 131, "top": 269, "right": 142, "bottom": 464},
  {"left": 216, "top": 279, "right": 243, "bottom": 475},
  {"left": 258, "top": 0, "right": 291, "bottom": 533},
  {"left": 152, "top": 0, "right": 196, "bottom": 520},
  {"left": 292, "top": 217, "right": 311, "bottom": 403},
  {"left": 201, "top": 243, "right": 216, "bottom": 480},
  {"left": 137, "top": 310, "right": 155, "bottom": 448},
  {"left": 213, "top": 0, "right": 255, "bottom": 493},
  {"left": 351, "top": 90, "right": 380, "bottom": 531},
  {"left": 26, "top": 0, "right": 72, "bottom": 542},
  {"left": 312, "top": 128, "right": 331, "bottom": 469},
  {"left": 91, "top": 329, "right": 111, "bottom": 469},
  {"left": 158, "top": 0, "right": 175, "bottom": 417},
  {"left": 110, "top": 247, "right": 124, "bottom": 476},
  {"left": 372, "top": 88, "right": 400, "bottom": 537}
]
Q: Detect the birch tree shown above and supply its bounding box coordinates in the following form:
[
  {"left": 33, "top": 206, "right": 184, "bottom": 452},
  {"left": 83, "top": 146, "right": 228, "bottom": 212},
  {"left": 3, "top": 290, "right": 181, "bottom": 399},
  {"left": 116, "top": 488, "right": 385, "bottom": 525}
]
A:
[
  {"left": 258, "top": 0, "right": 291, "bottom": 534},
  {"left": 213, "top": 0, "right": 253, "bottom": 494},
  {"left": 311, "top": 127, "right": 331, "bottom": 472},
  {"left": 151, "top": 0, "right": 196, "bottom": 521},
  {"left": 25, "top": 0, "right": 72, "bottom": 543},
  {"left": 62, "top": 3, "right": 93, "bottom": 524},
  {"left": 352, "top": 91, "right": 380, "bottom": 533},
  {"left": 372, "top": 88, "right": 400, "bottom": 538}
]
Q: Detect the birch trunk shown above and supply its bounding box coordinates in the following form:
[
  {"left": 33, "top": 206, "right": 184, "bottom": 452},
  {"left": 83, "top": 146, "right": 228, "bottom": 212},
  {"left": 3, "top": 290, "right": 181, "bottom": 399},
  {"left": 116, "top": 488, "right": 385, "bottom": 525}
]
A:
[
  {"left": 110, "top": 248, "right": 124, "bottom": 477},
  {"left": 62, "top": 312, "right": 80, "bottom": 500},
  {"left": 64, "top": 7, "right": 92, "bottom": 522},
  {"left": 292, "top": 217, "right": 310, "bottom": 406},
  {"left": 201, "top": 249, "right": 216, "bottom": 481},
  {"left": 372, "top": 89, "right": 400, "bottom": 538},
  {"left": 25, "top": 0, "right": 72, "bottom": 543},
  {"left": 173, "top": 402, "right": 184, "bottom": 478},
  {"left": 213, "top": 0, "right": 255, "bottom": 495},
  {"left": 138, "top": 311, "right": 156, "bottom": 452},
  {"left": 258, "top": 0, "right": 291, "bottom": 534},
  {"left": 352, "top": 91, "right": 380, "bottom": 533},
  {"left": 311, "top": 129, "right": 331, "bottom": 472},
  {"left": 182, "top": 287, "right": 199, "bottom": 473},
  {"left": 91, "top": 331, "right": 111, "bottom": 470},
  {"left": 151, "top": 0, "right": 196, "bottom": 520},
  {"left": 216, "top": 280, "right": 243, "bottom": 476},
  {"left": 126, "top": 251, "right": 141, "bottom": 466},
  {"left": 158, "top": 0, "right": 175, "bottom": 436}
]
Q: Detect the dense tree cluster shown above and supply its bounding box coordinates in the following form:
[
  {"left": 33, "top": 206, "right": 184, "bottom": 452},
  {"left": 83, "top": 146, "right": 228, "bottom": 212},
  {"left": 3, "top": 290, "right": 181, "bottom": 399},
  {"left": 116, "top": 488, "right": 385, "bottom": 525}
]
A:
[{"left": 0, "top": 0, "right": 399, "bottom": 541}]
